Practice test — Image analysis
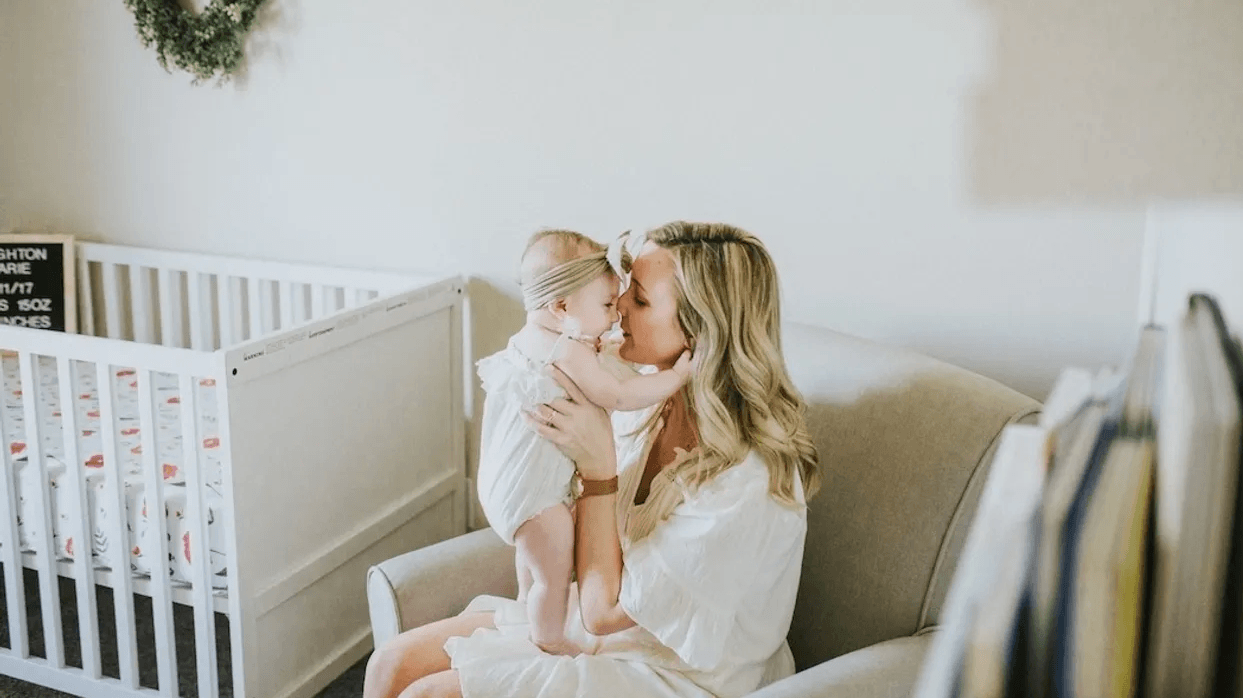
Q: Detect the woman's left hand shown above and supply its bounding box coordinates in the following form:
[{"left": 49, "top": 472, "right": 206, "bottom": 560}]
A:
[{"left": 524, "top": 365, "right": 617, "bottom": 481}]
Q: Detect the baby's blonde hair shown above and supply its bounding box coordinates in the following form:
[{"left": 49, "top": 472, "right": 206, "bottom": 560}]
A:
[
  {"left": 519, "top": 229, "right": 606, "bottom": 288},
  {"left": 644, "top": 221, "right": 820, "bottom": 504}
]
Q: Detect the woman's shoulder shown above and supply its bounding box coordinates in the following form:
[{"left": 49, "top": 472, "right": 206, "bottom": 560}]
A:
[{"left": 687, "top": 451, "right": 807, "bottom": 517}]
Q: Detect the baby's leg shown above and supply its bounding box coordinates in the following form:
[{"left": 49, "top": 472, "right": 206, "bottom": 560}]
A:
[
  {"left": 515, "top": 549, "right": 535, "bottom": 604},
  {"left": 513, "top": 503, "right": 577, "bottom": 655}
]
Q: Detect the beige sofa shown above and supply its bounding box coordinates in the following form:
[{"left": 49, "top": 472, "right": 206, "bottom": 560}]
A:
[{"left": 366, "top": 322, "right": 1041, "bottom": 697}]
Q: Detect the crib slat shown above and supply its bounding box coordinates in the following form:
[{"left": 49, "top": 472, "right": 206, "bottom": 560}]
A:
[
  {"left": 0, "top": 352, "right": 30, "bottom": 657},
  {"left": 19, "top": 353, "right": 65, "bottom": 668},
  {"left": 137, "top": 369, "right": 178, "bottom": 694},
  {"left": 102, "top": 264, "right": 124, "bottom": 340},
  {"left": 247, "top": 278, "right": 262, "bottom": 340},
  {"left": 231, "top": 277, "right": 246, "bottom": 345},
  {"left": 216, "top": 276, "right": 235, "bottom": 348},
  {"left": 311, "top": 284, "right": 326, "bottom": 320},
  {"left": 97, "top": 363, "right": 139, "bottom": 688},
  {"left": 179, "top": 375, "right": 219, "bottom": 698},
  {"left": 158, "top": 269, "right": 178, "bottom": 348},
  {"left": 57, "top": 357, "right": 101, "bottom": 679},
  {"left": 78, "top": 257, "right": 95, "bottom": 337},
  {"left": 129, "top": 266, "right": 153, "bottom": 345},
  {"left": 260, "top": 280, "right": 276, "bottom": 335},
  {"left": 188, "top": 272, "right": 207, "bottom": 351},
  {"left": 280, "top": 281, "right": 295, "bottom": 329},
  {"left": 157, "top": 268, "right": 174, "bottom": 347},
  {"left": 292, "top": 283, "right": 308, "bottom": 324},
  {"left": 171, "top": 270, "right": 187, "bottom": 348},
  {"left": 212, "top": 379, "right": 246, "bottom": 698}
]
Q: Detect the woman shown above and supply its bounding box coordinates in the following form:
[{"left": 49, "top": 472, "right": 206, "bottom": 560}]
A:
[{"left": 364, "top": 221, "right": 820, "bottom": 698}]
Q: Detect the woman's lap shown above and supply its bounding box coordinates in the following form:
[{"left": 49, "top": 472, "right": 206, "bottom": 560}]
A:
[{"left": 365, "top": 611, "right": 495, "bottom": 698}]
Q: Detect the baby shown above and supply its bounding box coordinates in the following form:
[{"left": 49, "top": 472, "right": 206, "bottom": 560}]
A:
[{"left": 475, "top": 229, "right": 691, "bottom": 656}]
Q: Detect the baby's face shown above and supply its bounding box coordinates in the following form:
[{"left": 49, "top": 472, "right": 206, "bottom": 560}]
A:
[{"left": 562, "top": 272, "right": 621, "bottom": 340}]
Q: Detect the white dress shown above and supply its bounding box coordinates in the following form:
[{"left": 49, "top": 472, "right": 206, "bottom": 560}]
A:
[
  {"left": 475, "top": 336, "right": 577, "bottom": 545},
  {"left": 444, "top": 408, "right": 809, "bottom": 698}
]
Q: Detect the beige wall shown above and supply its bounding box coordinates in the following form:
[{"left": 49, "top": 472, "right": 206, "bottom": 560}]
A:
[{"left": 2, "top": 1, "right": 1239, "bottom": 518}]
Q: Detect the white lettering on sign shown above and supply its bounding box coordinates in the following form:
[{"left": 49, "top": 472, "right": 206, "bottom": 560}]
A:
[
  {"left": 16, "top": 298, "right": 52, "bottom": 312},
  {"left": 0, "top": 282, "right": 35, "bottom": 295},
  {"left": 0, "top": 248, "right": 48, "bottom": 262},
  {"left": 0, "top": 316, "right": 52, "bottom": 329},
  {"left": 0, "top": 262, "right": 33, "bottom": 275}
]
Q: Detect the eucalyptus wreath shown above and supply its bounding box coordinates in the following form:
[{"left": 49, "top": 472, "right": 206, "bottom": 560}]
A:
[{"left": 124, "top": 0, "right": 268, "bottom": 85}]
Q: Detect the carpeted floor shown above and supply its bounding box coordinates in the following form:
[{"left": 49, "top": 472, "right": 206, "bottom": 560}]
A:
[{"left": 0, "top": 568, "right": 369, "bottom": 697}]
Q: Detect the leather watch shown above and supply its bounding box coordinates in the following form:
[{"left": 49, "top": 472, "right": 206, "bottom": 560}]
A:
[{"left": 577, "top": 475, "right": 619, "bottom": 499}]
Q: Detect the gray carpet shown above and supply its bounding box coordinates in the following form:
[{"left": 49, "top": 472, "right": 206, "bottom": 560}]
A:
[{"left": 0, "top": 568, "right": 368, "bottom": 697}]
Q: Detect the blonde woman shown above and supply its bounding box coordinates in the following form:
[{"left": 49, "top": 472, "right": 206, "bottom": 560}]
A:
[{"left": 363, "top": 221, "right": 820, "bottom": 698}]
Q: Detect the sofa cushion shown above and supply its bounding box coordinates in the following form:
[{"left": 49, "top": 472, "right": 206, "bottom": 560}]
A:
[
  {"left": 750, "top": 631, "right": 937, "bottom": 698},
  {"left": 780, "top": 322, "right": 1039, "bottom": 668}
]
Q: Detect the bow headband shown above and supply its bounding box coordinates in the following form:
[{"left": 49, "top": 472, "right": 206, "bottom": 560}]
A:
[{"left": 521, "top": 230, "right": 647, "bottom": 312}]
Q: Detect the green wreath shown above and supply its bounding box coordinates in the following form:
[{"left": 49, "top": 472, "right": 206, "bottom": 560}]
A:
[{"left": 124, "top": 0, "right": 268, "bottom": 85}]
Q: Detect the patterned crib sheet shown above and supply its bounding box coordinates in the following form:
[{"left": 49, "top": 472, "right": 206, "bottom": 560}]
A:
[{"left": 1, "top": 352, "right": 228, "bottom": 589}]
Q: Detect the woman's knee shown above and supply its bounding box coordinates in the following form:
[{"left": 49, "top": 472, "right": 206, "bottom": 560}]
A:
[
  {"left": 363, "top": 612, "right": 494, "bottom": 698},
  {"left": 398, "top": 670, "right": 462, "bottom": 698},
  {"left": 365, "top": 636, "right": 428, "bottom": 698}
]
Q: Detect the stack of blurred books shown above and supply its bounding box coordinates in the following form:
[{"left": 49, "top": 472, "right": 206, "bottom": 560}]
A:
[{"left": 914, "top": 293, "right": 1243, "bottom": 698}]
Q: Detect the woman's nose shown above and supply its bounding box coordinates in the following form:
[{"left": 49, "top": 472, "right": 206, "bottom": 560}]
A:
[{"left": 616, "top": 288, "right": 632, "bottom": 316}]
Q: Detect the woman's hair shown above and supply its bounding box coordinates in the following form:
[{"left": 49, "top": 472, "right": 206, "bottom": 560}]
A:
[{"left": 644, "top": 221, "right": 820, "bottom": 504}]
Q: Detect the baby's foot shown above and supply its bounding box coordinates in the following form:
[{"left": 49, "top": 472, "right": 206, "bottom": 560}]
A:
[{"left": 533, "top": 636, "right": 586, "bottom": 657}]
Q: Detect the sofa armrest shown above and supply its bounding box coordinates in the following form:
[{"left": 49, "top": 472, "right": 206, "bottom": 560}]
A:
[
  {"left": 751, "top": 631, "right": 935, "bottom": 698},
  {"left": 367, "top": 527, "right": 518, "bottom": 647}
]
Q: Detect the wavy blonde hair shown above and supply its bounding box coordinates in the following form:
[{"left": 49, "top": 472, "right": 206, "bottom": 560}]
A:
[{"left": 641, "top": 221, "right": 820, "bottom": 504}]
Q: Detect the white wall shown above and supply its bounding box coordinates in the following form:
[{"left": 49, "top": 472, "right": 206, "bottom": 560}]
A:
[
  {"left": 2, "top": 1, "right": 1240, "bottom": 512},
  {"left": 1142, "top": 205, "right": 1243, "bottom": 333}
]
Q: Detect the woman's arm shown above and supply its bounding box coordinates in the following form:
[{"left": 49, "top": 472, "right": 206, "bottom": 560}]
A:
[
  {"left": 524, "top": 366, "right": 637, "bottom": 635},
  {"left": 555, "top": 341, "right": 690, "bottom": 412},
  {"left": 574, "top": 489, "right": 637, "bottom": 635}
]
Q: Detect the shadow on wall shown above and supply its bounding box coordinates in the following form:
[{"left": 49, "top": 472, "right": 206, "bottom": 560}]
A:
[{"left": 968, "top": 0, "right": 1243, "bottom": 204}]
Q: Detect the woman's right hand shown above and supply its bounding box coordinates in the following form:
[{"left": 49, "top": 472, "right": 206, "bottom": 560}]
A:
[
  {"left": 672, "top": 348, "right": 694, "bottom": 380},
  {"left": 524, "top": 365, "right": 617, "bottom": 481}
]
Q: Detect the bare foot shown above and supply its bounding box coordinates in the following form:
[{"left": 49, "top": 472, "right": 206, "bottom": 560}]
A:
[{"left": 533, "top": 636, "right": 587, "bottom": 657}]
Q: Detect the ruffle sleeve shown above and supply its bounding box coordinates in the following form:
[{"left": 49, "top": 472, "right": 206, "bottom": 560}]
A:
[{"left": 476, "top": 349, "right": 563, "bottom": 405}]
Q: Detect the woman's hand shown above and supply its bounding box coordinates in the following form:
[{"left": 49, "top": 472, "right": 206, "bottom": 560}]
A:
[
  {"left": 672, "top": 348, "right": 694, "bottom": 380},
  {"left": 524, "top": 365, "right": 617, "bottom": 481}
]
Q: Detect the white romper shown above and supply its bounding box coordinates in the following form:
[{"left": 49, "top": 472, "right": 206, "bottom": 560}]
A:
[
  {"left": 445, "top": 407, "right": 809, "bottom": 698},
  {"left": 475, "top": 334, "right": 579, "bottom": 545}
]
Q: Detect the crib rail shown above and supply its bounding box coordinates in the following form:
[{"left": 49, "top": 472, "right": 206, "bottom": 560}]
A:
[
  {"left": 0, "top": 347, "right": 230, "bottom": 697},
  {"left": 78, "top": 242, "right": 422, "bottom": 350}
]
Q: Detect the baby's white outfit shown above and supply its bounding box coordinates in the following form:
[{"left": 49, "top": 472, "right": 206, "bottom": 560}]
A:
[{"left": 475, "top": 333, "right": 578, "bottom": 545}]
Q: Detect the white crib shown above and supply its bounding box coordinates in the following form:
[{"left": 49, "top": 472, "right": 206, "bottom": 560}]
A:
[{"left": 0, "top": 243, "right": 469, "bottom": 698}]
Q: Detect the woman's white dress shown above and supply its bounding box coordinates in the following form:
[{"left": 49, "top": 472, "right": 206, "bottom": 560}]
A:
[{"left": 444, "top": 408, "right": 809, "bottom": 698}]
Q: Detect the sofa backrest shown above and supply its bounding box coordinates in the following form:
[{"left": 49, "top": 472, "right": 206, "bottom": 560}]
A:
[{"left": 780, "top": 322, "right": 1040, "bottom": 670}]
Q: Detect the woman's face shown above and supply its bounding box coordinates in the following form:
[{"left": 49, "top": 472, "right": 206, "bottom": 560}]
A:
[{"left": 617, "top": 242, "right": 689, "bottom": 369}]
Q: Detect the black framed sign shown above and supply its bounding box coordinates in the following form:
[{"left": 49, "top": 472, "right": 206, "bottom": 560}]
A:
[{"left": 0, "top": 234, "right": 77, "bottom": 333}]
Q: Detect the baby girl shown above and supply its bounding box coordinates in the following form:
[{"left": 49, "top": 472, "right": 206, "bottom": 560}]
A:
[{"left": 475, "top": 229, "right": 691, "bottom": 655}]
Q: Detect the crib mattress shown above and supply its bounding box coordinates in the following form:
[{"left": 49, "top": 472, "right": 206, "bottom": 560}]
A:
[{"left": 1, "top": 352, "right": 227, "bottom": 588}]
